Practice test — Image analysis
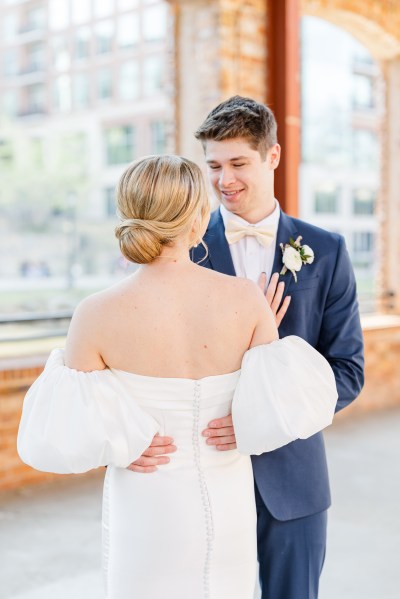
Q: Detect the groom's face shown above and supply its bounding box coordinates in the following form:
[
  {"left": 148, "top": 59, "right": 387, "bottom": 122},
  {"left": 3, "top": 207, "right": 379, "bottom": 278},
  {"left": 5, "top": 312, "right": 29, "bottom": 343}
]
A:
[{"left": 204, "top": 137, "right": 280, "bottom": 223}]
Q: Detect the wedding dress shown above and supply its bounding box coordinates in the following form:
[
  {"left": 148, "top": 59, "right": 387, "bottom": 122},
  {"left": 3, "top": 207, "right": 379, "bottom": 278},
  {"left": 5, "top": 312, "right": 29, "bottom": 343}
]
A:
[{"left": 17, "top": 336, "right": 337, "bottom": 599}]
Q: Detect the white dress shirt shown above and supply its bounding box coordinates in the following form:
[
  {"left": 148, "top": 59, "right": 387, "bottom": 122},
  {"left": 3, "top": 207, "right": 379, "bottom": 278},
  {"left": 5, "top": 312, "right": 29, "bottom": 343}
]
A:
[{"left": 220, "top": 200, "right": 281, "bottom": 284}]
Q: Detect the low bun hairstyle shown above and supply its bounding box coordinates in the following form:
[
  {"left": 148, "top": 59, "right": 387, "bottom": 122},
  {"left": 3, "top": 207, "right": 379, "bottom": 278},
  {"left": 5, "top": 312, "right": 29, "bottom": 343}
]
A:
[{"left": 115, "top": 155, "right": 210, "bottom": 264}]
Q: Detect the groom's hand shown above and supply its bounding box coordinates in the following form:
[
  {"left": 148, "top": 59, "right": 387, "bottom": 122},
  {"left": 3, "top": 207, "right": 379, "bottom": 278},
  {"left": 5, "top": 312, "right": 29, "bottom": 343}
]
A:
[
  {"left": 259, "top": 272, "right": 291, "bottom": 327},
  {"left": 127, "top": 434, "right": 177, "bottom": 473},
  {"left": 202, "top": 415, "right": 236, "bottom": 451}
]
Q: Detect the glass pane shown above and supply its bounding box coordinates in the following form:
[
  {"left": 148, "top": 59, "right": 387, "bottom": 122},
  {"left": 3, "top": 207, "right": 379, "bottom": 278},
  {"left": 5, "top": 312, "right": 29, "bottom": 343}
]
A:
[
  {"left": 314, "top": 186, "right": 339, "bottom": 214},
  {"left": 143, "top": 4, "right": 167, "bottom": 41},
  {"left": 150, "top": 121, "right": 166, "bottom": 154},
  {"left": 143, "top": 55, "right": 163, "bottom": 95},
  {"left": 97, "top": 68, "right": 113, "bottom": 100},
  {"left": 52, "top": 36, "right": 70, "bottom": 71},
  {"left": 74, "top": 27, "right": 91, "bottom": 60},
  {"left": 3, "top": 89, "right": 19, "bottom": 117},
  {"left": 353, "top": 189, "right": 376, "bottom": 215},
  {"left": 73, "top": 73, "right": 90, "bottom": 108},
  {"left": 119, "top": 61, "right": 139, "bottom": 99},
  {"left": 105, "top": 126, "right": 135, "bottom": 165},
  {"left": 71, "top": 0, "right": 91, "bottom": 25},
  {"left": 3, "top": 13, "right": 18, "bottom": 40},
  {"left": 94, "top": 0, "right": 114, "bottom": 19},
  {"left": 54, "top": 75, "right": 71, "bottom": 111},
  {"left": 117, "top": 13, "right": 139, "bottom": 48},
  {"left": 95, "top": 20, "right": 114, "bottom": 54},
  {"left": 49, "top": 0, "right": 70, "bottom": 31},
  {"left": 118, "top": 0, "right": 139, "bottom": 11}
]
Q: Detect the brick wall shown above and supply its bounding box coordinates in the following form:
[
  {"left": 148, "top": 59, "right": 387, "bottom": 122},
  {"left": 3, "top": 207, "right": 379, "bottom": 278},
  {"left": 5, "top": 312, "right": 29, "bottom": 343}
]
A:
[{"left": 1, "top": 322, "right": 400, "bottom": 492}]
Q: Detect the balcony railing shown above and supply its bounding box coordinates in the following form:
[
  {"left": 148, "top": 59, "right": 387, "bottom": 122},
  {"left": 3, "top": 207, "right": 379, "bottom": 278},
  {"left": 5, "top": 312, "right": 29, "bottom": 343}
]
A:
[{"left": 0, "top": 311, "right": 72, "bottom": 343}]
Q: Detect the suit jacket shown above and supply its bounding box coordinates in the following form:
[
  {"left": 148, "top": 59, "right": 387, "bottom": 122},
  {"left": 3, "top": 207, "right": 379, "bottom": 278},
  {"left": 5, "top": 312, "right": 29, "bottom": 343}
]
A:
[{"left": 191, "top": 208, "right": 364, "bottom": 520}]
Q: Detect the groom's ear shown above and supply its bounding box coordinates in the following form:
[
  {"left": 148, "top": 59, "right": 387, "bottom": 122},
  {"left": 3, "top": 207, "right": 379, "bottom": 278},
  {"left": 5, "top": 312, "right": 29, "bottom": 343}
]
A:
[{"left": 267, "top": 144, "right": 281, "bottom": 170}]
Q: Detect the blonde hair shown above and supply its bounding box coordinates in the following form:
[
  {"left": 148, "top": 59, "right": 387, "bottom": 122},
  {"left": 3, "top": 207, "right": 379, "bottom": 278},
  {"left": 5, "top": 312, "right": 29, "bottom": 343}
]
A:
[{"left": 115, "top": 155, "right": 210, "bottom": 264}]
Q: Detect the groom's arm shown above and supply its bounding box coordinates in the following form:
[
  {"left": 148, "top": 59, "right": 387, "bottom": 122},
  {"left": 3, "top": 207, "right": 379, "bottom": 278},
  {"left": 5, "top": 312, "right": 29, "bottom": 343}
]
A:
[{"left": 316, "top": 236, "right": 364, "bottom": 412}]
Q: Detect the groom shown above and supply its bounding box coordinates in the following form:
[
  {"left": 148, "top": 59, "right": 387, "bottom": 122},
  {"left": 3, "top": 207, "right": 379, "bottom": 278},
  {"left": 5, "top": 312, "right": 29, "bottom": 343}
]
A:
[
  {"left": 130, "top": 96, "right": 364, "bottom": 599},
  {"left": 193, "top": 96, "right": 364, "bottom": 598}
]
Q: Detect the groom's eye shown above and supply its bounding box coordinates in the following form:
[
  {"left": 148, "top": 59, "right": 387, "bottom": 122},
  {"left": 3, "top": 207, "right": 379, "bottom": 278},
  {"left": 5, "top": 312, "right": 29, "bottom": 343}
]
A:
[
  {"left": 233, "top": 163, "right": 245, "bottom": 168},
  {"left": 209, "top": 165, "right": 221, "bottom": 170}
]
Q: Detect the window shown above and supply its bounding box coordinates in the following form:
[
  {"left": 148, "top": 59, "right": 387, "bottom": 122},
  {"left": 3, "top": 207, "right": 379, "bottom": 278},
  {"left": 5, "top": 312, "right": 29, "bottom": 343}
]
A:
[
  {"left": 105, "top": 186, "right": 116, "bottom": 216},
  {"left": 59, "top": 132, "right": 87, "bottom": 163},
  {"left": 30, "top": 138, "right": 44, "bottom": 168},
  {"left": 54, "top": 75, "right": 71, "bottom": 112},
  {"left": 353, "top": 188, "right": 376, "bottom": 215},
  {"left": 150, "top": 121, "right": 166, "bottom": 154},
  {"left": 143, "top": 4, "right": 167, "bottom": 41},
  {"left": 352, "top": 129, "right": 378, "bottom": 170},
  {"left": 3, "top": 13, "right": 18, "bottom": 40},
  {"left": 74, "top": 27, "right": 91, "bottom": 60},
  {"left": 0, "top": 139, "right": 14, "bottom": 167},
  {"left": 49, "top": 0, "right": 69, "bottom": 31},
  {"left": 73, "top": 73, "right": 90, "bottom": 109},
  {"left": 26, "top": 83, "right": 45, "bottom": 113},
  {"left": 119, "top": 61, "right": 139, "bottom": 100},
  {"left": 353, "top": 231, "right": 374, "bottom": 255},
  {"left": 97, "top": 68, "right": 112, "bottom": 101},
  {"left": 95, "top": 20, "right": 114, "bottom": 54},
  {"left": 71, "top": 0, "right": 91, "bottom": 24},
  {"left": 143, "top": 55, "right": 163, "bottom": 96},
  {"left": 352, "top": 74, "right": 374, "bottom": 110},
  {"left": 52, "top": 36, "right": 70, "bottom": 71},
  {"left": 3, "top": 90, "right": 18, "bottom": 117},
  {"left": 26, "top": 43, "right": 45, "bottom": 73},
  {"left": 117, "top": 13, "right": 139, "bottom": 48},
  {"left": 3, "top": 49, "right": 19, "bottom": 76},
  {"left": 26, "top": 6, "right": 46, "bottom": 31},
  {"left": 105, "top": 126, "right": 135, "bottom": 165},
  {"left": 94, "top": 0, "right": 114, "bottom": 19},
  {"left": 118, "top": 0, "right": 139, "bottom": 10},
  {"left": 314, "top": 186, "right": 339, "bottom": 214}
]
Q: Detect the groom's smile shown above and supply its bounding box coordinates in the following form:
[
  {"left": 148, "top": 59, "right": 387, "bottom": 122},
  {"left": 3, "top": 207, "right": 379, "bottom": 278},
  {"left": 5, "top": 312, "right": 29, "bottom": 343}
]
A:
[{"left": 204, "top": 137, "right": 280, "bottom": 223}]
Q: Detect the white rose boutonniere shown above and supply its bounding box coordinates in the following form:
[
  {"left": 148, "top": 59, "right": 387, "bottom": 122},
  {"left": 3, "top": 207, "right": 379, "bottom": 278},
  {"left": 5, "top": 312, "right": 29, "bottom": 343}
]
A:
[{"left": 280, "top": 236, "right": 314, "bottom": 282}]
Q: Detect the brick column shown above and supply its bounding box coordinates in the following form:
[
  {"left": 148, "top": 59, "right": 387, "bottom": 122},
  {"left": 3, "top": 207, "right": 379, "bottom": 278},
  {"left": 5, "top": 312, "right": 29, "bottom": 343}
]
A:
[
  {"left": 380, "top": 57, "right": 400, "bottom": 313},
  {"left": 168, "top": 0, "right": 269, "bottom": 163}
]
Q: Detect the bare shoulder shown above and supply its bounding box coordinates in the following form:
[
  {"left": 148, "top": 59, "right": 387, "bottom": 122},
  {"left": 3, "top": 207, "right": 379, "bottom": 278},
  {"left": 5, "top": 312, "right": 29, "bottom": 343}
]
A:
[
  {"left": 71, "top": 276, "right": 134, "bottom": 320},
  {"left": 208, "top": 270, "right": 265, "bottom": 309},
  {"left": 65, "top": 279, "right": 130, "bottom": 370}
]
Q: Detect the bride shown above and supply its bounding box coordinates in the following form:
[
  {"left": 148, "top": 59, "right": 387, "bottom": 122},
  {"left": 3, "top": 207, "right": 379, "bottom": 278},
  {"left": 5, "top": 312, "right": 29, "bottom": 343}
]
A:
[{"left": 18, "top": 155, "right": 337, "bottom": 599}]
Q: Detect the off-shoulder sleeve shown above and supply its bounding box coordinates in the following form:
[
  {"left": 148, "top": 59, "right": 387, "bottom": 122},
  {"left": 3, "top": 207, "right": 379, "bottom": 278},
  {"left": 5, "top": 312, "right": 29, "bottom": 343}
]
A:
[
  {"left": 17, "top": 349, "right": 160, "bottom": 474},
  {"left": 232, "top": 336, "right": 338, "bottom": 455}
]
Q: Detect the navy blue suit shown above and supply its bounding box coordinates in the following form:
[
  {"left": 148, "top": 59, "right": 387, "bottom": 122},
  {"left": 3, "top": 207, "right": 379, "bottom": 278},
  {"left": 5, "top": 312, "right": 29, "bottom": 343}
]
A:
[{"left": 192, "top": 208, "right": 364, "bottom": 598}]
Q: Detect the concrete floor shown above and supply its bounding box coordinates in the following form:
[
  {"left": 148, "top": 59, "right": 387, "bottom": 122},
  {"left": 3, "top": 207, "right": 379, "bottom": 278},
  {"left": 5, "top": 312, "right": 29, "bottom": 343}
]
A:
[{"left": 1, "top": 409, "right": 399, "bottom": 599}]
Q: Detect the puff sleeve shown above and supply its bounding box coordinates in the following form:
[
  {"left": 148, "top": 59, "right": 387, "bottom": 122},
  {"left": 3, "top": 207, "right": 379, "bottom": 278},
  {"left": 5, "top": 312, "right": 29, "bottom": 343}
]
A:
[
  {"left": 232, "top": 336, "right": 338, "bottom": 455},
  {"left": 17, "top": 349, "right": 160, "bottom": 474}
]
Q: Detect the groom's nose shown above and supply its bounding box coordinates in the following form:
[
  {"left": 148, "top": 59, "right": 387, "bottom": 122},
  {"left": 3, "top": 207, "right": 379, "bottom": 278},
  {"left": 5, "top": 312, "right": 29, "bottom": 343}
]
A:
[{"left": 218, "top": 166, "right": 236, "bottom": 187}]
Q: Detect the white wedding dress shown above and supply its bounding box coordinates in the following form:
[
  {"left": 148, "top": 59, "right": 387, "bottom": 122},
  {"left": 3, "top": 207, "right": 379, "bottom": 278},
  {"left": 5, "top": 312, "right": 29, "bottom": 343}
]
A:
[{"left": 17, "top": 336, "right": 337, "bottom": 599}]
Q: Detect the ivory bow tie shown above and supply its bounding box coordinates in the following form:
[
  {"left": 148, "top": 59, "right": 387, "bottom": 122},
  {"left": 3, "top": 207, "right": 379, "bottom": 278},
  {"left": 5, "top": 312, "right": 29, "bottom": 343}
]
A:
[{"left": 225, "top": 220, "right": 275, "bottom": 248}]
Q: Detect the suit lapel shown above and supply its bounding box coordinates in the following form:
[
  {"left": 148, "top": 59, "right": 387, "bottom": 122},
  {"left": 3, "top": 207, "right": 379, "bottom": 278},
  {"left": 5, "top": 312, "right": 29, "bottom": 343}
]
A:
[
  {"left": 204, "top": 209, "right": 236, "bottom": 276},
  {"left": 271, "top": 211, "right": 299, "bottom": 297}
]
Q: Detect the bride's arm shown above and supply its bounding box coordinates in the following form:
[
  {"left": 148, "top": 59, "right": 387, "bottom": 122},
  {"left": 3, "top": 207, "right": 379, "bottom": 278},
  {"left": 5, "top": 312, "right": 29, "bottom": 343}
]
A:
[
  {"left": 64, "top": 295, "right": 107, "bottom": 371},
  {"left": 248, "top": 283, "right": 279, "bottom": 349}
]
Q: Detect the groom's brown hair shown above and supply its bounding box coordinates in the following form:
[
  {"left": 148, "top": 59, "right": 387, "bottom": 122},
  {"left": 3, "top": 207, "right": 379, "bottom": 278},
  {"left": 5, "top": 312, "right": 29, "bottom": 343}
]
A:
[{"left": 194, "top": 95, "right": 278, "bottom": 160}]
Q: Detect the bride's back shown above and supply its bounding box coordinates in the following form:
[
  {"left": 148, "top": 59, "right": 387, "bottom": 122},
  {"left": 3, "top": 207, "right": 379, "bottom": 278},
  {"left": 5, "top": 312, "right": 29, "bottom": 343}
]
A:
[{"left": 86, "top": 262, "right": 258, "bottom": 378}]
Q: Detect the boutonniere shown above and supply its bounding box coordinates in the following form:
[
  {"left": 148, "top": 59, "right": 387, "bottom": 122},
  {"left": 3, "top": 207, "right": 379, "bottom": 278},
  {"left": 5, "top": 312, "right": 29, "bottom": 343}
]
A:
[{"left": 280, "top": 236, "right": 314, "bottom": 282}]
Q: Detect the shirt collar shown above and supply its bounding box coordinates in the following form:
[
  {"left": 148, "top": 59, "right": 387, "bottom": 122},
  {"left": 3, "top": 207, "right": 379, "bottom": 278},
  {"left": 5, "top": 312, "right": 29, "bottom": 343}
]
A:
[{"left": 220, "top": 199, "right": 281, "bottom": 232}]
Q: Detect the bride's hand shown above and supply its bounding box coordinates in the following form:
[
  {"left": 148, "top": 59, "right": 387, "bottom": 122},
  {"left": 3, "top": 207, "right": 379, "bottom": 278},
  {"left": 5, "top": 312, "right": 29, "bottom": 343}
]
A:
[
  {"left": 202, "top": 415, "right": 236, "bottom": 451},
  {"left": 258, "top": 272, "right": 291, "bottom": 328},
  {"left": 127, "top": 434, "right": 177, "bottom": 473}
]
